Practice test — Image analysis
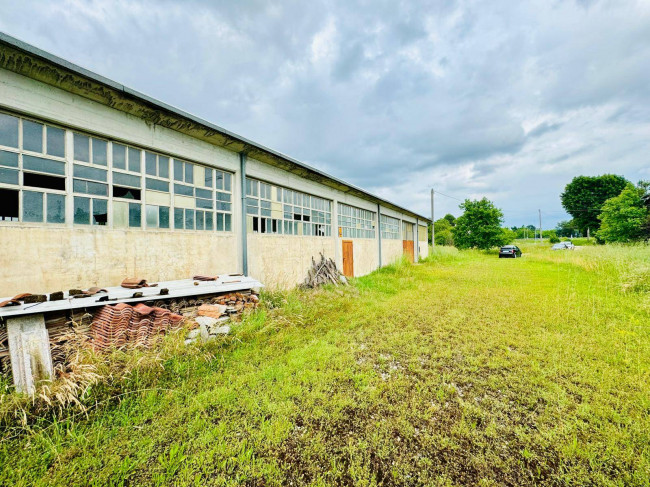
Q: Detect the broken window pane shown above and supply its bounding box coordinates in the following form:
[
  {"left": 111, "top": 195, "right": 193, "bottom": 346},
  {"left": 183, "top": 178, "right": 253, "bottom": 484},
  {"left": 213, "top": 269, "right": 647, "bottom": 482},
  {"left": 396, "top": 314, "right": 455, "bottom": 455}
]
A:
[
  {"left": 46, "top": 126, "right": 65, "bottom": 158},
  {"left": 113, "top": 143, "right": 126, "bottom": 170},
  {"left": 24, "top": 173, "right": 66, "bottom": 191},
  {"left": 74, "top": 133, "right": 90, "bottom": 162},
  {"left": 0, "top": 188, "right": 18, "bottom": 220},
  {"left": 216, "top": 213, "right": 224, "bottom": 231},
  {"left": 0, "top": 113, "right": 19, "bottom": 148},
  {"left": 92, "top": 139, "right": 108, "bottom": 165},
  {"left": 196, "top": 211, "right": 205, "bottom": 230},
  {"left": 23, "top": 120, "right": 43, "bottom": 153},
  {"left": 93, "top": 199, "right": 107, "bottom": 225},
  {"left": 23, "top": 191, "right": 44, "bottom": 222},
  {"left": 73, "top": 196, "right": 90, "bottom": 224},
  {"left": 47, "top": 193, "right": 65, "bottom": 224},
  {"left": 206, "top": 212, "right": 213, "bottom": 231},
  {"left": 128, "top": 203, "right": 141, "bottom": 227},
  {"left": 205, "top": 168, "right": 213, "bottom": 188},
  {"left": 113, "top": 186, "right": 141, "bottom": 200}
]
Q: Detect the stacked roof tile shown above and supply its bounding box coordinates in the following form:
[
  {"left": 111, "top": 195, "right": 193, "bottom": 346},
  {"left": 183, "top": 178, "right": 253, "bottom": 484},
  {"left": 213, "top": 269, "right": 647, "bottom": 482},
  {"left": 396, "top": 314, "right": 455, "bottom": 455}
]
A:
[{"left": 91, "top": 303, "right": 183, "bottom": 351}]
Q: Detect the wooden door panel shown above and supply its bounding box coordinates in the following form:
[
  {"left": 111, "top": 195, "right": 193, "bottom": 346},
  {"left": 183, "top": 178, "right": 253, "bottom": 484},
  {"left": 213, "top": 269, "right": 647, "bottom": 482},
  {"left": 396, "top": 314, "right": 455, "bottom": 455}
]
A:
[
  {"left": 342, "top": 240, "right": 354, "bottom": 277},
  {"left": 403, "top": 240, "right": 414, "bottom": 263}
]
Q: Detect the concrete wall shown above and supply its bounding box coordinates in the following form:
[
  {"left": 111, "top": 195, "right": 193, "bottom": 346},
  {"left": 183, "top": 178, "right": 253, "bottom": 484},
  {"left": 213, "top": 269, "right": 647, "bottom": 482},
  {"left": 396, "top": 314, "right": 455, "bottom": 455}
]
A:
[
  {"left": 248, "top": 235, "right": 336, "bottom": 289},
  {"left": 418, "top": 224, "right": 429, "bottom": 259},
  {"left": 0, "top": 226, "right": 237, "bottom": 296},
  {"left": 346, "top": 238, "right": 378, "bottom": 277},
  {"left": 381, "top": 239, "right": 403, "bottom": 266}
]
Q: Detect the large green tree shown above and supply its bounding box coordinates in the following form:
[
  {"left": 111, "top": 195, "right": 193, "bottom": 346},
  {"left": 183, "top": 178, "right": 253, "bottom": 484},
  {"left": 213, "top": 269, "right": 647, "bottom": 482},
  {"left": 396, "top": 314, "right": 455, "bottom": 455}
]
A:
[
  {"left": 597, "top": 183, "right": 649, "bottom": 242},
  {"left": 560, "top": 175, "right": 629, "bottom": 235},
  {"left": 452, "top": 198, "right": 510, "bottom": 250}
]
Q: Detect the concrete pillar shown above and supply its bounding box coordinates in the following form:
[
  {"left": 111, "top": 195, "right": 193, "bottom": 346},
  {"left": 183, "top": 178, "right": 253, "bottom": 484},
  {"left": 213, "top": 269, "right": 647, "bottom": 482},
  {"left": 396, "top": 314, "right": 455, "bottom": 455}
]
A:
[
  {"left": 332, "top": 199, "right": 341, "bottom": 269},
  {"left": 7, "top": 313, "right": 53, "bottom": 395},
  {"left": 377, "top": 204, "right": 382, "bottom": 268}
]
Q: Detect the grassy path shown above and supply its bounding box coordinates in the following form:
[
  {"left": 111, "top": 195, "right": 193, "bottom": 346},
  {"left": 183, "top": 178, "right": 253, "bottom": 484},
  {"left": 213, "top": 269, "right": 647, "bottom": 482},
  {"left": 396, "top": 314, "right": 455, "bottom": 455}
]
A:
[{"left": 1, "top": 245, "right": 649, "bottom": 486}]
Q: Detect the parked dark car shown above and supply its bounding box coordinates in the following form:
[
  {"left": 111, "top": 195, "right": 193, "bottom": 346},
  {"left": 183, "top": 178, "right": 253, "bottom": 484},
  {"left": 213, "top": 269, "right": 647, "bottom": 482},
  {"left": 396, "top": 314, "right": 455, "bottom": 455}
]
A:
[{"left": 499, "top": 245, "right": 522, "bottom": 258}]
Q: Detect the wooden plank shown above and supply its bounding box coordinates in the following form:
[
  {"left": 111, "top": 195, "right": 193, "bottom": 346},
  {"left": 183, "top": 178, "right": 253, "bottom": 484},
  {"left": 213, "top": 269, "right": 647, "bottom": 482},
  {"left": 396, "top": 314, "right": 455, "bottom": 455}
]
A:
[{"left": 342, "top": 240, "right": 354, "bottom": 277}]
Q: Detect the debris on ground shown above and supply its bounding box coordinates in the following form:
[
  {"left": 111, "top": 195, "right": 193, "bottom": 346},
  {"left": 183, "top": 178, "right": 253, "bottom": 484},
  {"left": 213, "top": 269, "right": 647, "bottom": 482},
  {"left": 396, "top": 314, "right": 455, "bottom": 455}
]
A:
[
  {"left": 302, "top": 253, "right": 348, "bottom": 288},
  {"left": 0, "top": 275, "right": 263, "bottom": 379},
  {"left": 91, "top": 303, "right": 184, "bottom": 351}
]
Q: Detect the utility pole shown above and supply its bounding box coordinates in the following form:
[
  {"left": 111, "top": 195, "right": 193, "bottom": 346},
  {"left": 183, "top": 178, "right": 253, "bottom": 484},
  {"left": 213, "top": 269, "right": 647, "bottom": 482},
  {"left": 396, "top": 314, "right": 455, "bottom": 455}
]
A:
[
  {"left": 431, "top": 188, "right": 435, "bottom": 247},
  {"left": 538, "top": 209, "right": 542, "bottom": 243}
]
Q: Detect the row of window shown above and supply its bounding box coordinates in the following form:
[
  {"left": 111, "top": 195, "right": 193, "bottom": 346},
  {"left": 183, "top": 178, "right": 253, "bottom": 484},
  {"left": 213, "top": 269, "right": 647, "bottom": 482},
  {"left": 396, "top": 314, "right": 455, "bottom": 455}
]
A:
[
  {"left": 0, "top": 112, "right": 232, "bottom": 232},
  {"left": 338, "top": 203, "right": 376, "bottom": 239},
  {"left": 0, "top": 112, "right": 421, "bottom": 237},
  {"left": 246, "top": 178, "right": 333, "bottom": 237},
  {"left": 381, "top": 215, "right": 401, "bottom": 240}
]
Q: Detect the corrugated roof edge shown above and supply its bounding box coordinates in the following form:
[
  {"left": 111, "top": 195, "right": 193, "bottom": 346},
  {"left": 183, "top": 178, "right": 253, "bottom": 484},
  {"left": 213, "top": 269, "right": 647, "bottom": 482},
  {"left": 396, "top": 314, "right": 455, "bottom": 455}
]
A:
[{"left": 0, "top": 31, "right": 430, "bottom": 222}]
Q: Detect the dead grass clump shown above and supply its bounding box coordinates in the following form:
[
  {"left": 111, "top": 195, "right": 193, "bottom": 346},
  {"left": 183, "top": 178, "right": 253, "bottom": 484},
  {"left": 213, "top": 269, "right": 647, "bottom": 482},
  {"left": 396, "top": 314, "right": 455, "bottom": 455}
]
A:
[{"left": 0, "top": 321, "right": 197, "bottom": 430}]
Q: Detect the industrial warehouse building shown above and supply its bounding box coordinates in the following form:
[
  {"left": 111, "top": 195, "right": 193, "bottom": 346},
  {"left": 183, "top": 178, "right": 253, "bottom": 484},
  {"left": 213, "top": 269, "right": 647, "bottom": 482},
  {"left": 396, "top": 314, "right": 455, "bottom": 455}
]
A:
[{"left": 0, "top": 33, "right": 429, "bottom": 296}]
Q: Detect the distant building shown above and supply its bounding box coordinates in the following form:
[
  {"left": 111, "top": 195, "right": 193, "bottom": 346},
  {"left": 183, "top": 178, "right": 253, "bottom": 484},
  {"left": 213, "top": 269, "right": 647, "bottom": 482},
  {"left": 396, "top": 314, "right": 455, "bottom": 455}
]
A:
[{"left": 0, "top": 33, "right": 429, "bottom": 294}]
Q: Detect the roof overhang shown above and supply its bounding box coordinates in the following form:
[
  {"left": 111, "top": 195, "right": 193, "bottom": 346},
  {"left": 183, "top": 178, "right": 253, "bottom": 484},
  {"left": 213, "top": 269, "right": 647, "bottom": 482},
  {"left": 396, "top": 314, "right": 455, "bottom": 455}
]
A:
[{"left": 0, "top": 32, "right": 430, "bottom": 222}]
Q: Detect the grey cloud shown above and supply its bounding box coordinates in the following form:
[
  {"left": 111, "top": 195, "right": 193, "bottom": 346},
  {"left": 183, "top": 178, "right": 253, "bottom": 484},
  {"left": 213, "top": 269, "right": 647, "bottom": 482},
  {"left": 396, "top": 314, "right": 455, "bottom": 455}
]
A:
[{"left": 1, "top": 0, "right": 649, "bottom": 227}]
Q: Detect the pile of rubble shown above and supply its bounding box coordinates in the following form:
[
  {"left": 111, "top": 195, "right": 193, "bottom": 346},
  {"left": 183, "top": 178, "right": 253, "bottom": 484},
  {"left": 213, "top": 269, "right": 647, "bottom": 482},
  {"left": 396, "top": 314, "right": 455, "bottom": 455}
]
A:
[{"left": 184, "top": 292, "right": 260, "bottom": 345}]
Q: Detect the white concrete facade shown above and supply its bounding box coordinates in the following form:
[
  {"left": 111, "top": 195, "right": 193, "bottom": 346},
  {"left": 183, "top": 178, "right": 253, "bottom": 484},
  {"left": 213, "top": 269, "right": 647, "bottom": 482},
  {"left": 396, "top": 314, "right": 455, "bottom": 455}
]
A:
[{"left": 0, "top": 40, "right": 429, "bottom": 294}]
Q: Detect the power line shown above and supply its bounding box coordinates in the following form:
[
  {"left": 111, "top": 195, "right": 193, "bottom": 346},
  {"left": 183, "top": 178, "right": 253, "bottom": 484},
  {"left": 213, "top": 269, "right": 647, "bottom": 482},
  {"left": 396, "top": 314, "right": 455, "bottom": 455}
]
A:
[{"left": 432, "top": 190, "right": 464, "bottom": 202}]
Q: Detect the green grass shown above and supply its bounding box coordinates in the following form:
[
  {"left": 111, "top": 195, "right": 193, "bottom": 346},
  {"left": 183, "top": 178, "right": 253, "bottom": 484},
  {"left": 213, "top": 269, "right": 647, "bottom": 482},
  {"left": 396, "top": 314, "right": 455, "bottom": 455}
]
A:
[{"left": 1, "top": 243, "right": 649, "bottom": 486}]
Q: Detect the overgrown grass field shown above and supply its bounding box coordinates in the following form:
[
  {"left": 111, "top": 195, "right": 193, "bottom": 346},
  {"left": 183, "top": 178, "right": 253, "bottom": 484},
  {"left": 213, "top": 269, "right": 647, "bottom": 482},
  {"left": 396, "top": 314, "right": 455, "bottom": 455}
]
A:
[{"left": 1, "top": 243, "right": 649, "bottom": 486}]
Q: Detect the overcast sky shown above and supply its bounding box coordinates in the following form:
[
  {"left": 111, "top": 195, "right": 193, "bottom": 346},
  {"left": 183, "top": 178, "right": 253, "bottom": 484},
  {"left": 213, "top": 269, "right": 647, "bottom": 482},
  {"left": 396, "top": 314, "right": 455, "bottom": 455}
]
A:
[{"left": 2, "top": 0, "right": 649, "bottom": 227}]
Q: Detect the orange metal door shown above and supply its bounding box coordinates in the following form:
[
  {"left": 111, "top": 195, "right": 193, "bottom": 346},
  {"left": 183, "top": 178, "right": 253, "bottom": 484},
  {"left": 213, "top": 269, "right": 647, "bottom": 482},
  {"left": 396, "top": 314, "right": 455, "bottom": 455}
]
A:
[
  {"left": 342, "top": 240, "right": 354, "bottom": 277},
  {"left": 403, "top": 240, "right": 414, "bottom": 262}
]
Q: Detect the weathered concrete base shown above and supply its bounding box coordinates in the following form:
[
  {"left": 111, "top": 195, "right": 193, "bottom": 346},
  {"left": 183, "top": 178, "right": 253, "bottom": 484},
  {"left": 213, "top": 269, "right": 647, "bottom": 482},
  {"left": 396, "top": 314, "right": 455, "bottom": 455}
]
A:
[{"left": 7, "top": 313, "right": 53, "bottom": 395}]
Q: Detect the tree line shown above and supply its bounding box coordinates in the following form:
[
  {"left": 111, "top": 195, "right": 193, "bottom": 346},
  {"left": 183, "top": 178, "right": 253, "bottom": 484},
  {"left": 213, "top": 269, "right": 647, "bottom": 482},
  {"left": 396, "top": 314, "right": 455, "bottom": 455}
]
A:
[{"left": 429, "top": 174, "right": 649, "bottom": 250}]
